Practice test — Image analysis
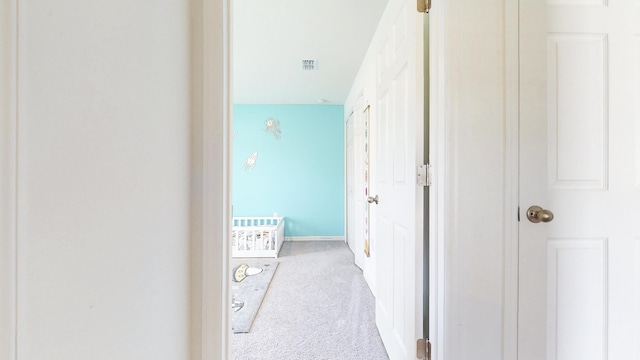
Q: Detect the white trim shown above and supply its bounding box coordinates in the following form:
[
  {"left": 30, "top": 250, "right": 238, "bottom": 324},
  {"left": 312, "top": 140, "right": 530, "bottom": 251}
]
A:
[
  {"left": 429, "top": 2, "right": 446, "bottom": 360},
  {"left": 414, "top": 10, "right": 427, "bottom": 353},
  {"left": 0, "top": 0, "right": 18, "bottom": 358},
  {"left": 193, "top": 0, "right": 231, "bottom": 359},
  {"left": 285, "top": 236, "right": 346, "bottom": 242},
  {"left": 441, "top": 0, "right": 460, "bottom": 358},
  {"left": 503, "top": 0, "right": 520, "bottom": 358}
]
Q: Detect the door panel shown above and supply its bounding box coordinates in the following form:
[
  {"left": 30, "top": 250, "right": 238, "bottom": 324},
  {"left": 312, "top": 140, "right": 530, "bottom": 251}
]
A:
[
  {"left": 519, "top": 0, "right": 640, "bottom": 358},
  {"left": 547, "top": 239, "right": 607, "bottom": 359},
  {"left": 548, "top": 34, "right": 607, "bottom": 190}
]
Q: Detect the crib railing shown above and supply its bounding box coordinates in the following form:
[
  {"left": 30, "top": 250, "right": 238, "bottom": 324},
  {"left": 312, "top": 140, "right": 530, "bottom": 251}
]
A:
[{"left": 232, "top": 217, "right": 285, "bottom": 258}]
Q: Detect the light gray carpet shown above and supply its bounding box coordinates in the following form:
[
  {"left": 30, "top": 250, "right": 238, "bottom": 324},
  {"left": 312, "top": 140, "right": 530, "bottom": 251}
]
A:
[
  {"left": 231, "top": 262, "right": 279, "bottom": 333},
  {"left": 231, "top": 241, "right": 389, "bottom": 360}
]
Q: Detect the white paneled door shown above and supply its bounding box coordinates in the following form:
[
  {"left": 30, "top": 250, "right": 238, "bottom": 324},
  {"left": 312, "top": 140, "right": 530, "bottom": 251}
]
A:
[
  {"left": 519, "top": 0, "right": 640, "bottom": 359},
  {"left": 373, "top": 0, "right": 424, "bottom": 358}
]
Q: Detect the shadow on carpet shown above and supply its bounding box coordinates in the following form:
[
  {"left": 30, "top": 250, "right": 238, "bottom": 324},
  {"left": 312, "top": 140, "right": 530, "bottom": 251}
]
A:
[{"left": 231, "top": 262, "right": 278, "bottom": 333}]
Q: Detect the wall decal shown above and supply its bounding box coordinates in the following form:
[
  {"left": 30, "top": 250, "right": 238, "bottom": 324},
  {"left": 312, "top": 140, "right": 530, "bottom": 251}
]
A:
[
  {"left": 264, "top": 118, "right": 281, "bottom": 139},
  {"left": 233, "top": 130, "right": 238, "bottom": 138},
  {"left": 242, "top": 152, "right": 258, "bottom": 172}
]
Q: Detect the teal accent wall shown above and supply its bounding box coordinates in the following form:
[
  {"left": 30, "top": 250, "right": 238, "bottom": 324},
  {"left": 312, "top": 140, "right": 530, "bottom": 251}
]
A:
[{"left": 232, "top": 104, "right": 345, "bottom": 237}]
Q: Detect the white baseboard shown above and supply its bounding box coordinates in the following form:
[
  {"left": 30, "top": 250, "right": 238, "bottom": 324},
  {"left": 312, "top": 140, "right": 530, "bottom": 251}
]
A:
[{"left": 285, "top": 236, "right": 346, "bottom": 242}]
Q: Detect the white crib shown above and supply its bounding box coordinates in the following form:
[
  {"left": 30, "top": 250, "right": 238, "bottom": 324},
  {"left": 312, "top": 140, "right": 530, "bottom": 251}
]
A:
[{"left": 231, "top": 217, "right": 285, "bottom": 258}]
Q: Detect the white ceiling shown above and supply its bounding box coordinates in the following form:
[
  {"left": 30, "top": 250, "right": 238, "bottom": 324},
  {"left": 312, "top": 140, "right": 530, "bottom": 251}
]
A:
[{"left": 232, "top": 0, "right": 388, "bottom": 105}]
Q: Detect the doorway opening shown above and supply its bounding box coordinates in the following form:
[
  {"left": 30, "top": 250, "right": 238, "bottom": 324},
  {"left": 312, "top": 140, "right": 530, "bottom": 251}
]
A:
[
  {"left": 227, "top": 0, "right": 429, "bottom": 358},
  {"left": 228, "top": 0, "right": 388, "bottom": 358}
]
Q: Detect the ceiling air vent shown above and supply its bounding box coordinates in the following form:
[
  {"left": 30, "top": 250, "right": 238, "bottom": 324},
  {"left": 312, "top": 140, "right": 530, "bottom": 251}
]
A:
[{"left": 301, "top": 59, "right": 318, "bottom": 71}]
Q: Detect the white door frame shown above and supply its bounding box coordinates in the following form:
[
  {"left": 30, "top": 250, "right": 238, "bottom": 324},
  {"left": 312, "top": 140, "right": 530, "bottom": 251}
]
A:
[
  {"left": 190, "top": 0, "right": 233, "bottom": 358},
  {"left": 429, "top": 4, "right": 447, "bottom": 359},
  {"left": 204, "top": 1, "right": 448, "bottom": 358}
]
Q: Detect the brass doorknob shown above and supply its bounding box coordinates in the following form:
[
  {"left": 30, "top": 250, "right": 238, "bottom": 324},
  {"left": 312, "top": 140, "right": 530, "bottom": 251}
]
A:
[
  {"left": 367, "top": 195, "right": 379, "bottom": 204},
  {"left": 526, "top": 205, "right": 554, "bottom": 223}
]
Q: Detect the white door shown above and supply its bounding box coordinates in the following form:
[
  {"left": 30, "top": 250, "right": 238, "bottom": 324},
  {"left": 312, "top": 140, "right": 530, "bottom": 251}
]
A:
[
  {"left": 373, "top": 0, "right": 425, "bottom": 358},
  {"left": 346, "top": 95, "right": 367, "bottom": 269},
  {"left": 519, "top": 0, "right": 640, "bottom": 359}
]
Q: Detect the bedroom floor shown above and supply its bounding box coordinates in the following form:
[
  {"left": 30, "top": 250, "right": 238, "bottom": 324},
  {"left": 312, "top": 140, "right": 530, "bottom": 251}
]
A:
[{"left": 230, "top": 241, "right": 389, "bottom": 360}]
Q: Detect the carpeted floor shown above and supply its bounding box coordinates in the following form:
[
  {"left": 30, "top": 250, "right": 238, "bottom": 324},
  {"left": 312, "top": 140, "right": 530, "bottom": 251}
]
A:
[{"left": 230, "top": 241, "right": 389, "bottom": 360}]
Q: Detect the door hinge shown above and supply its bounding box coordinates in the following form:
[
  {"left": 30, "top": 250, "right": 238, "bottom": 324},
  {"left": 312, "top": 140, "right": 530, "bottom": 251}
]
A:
[
  {"left": 417, "top": 339, "right": 432, "bottom": 360},
  {"left": 417, "top": 0, "right": 431, "bottom": 13},
  {"left": 417, "top": 164, "right": 432, "bottom": 187}
]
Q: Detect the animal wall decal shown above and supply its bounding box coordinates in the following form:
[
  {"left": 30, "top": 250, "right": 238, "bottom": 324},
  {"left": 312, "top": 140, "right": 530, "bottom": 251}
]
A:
[
  {"left": 264, "top": 118, "right": 281, "bottom": 139},
  {"left": 242, "top": 152, "right": 258, "bottom": 172}
]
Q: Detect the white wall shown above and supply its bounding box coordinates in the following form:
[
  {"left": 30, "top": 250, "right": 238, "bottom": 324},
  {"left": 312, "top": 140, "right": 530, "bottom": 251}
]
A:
[
  {"left": 2, "top": 0, "right": 194, "bottom": 358},
  {"left": 441, "top": 0, "right": 514, "bottom": 359}
]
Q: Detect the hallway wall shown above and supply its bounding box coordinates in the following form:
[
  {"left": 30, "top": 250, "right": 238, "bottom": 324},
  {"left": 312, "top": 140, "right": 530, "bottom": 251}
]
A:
[{"left": 2, "top": 0, "right": 193, "bottom": 358}]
